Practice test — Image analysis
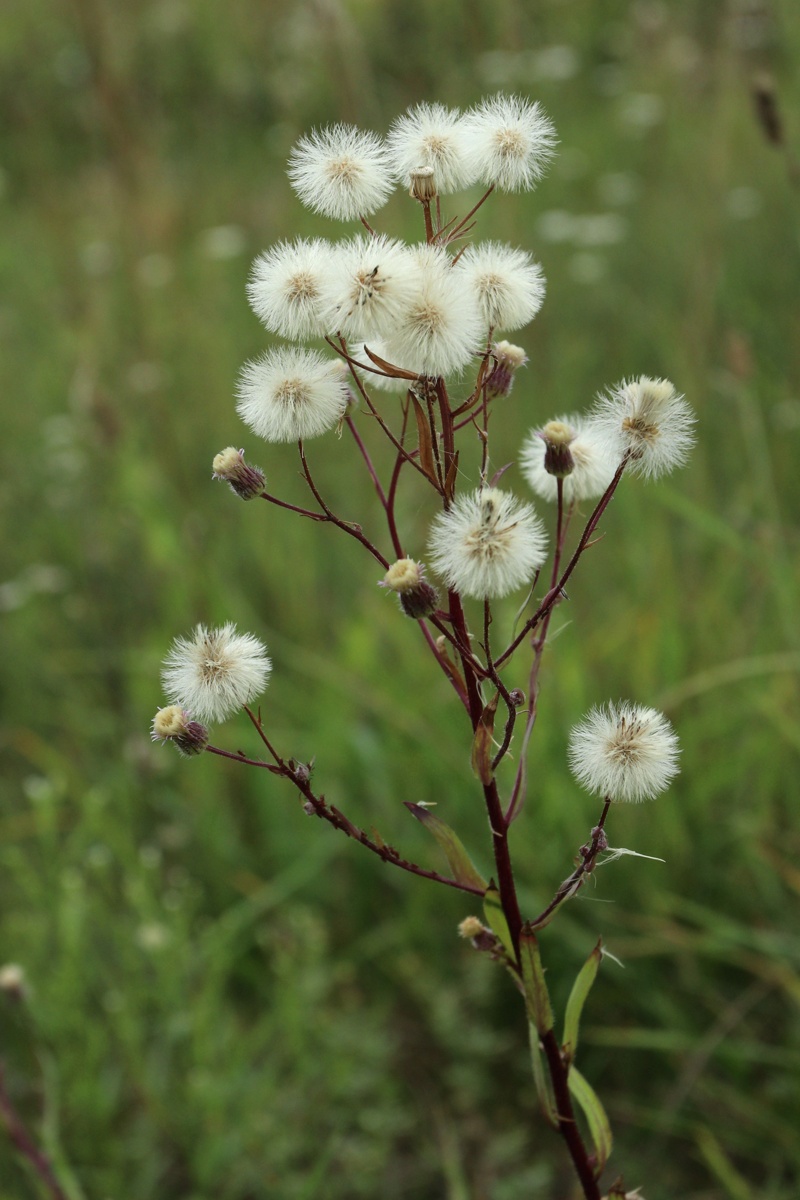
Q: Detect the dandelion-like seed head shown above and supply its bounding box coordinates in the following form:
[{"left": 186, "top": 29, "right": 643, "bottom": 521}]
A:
[
  {"left": 428, "top": 487, "right": 548, "bottom": 599},
  {"left": 287, "top": 125, "right": 394, "bottom": 222},
  {"left": 321, "top": 235, "right": 419, "bottom": 342},
  {"left": 387, "top": 102, "right": 478, "bottom": 195},
  {"left": 462, "top": 94, "right": 557, "bottom": 192},
  {"left": 237, "top": 348, "right": 350, "bottom": 443},
  {"left": 591, "top": 376, "right": 695, "bottom": 479},
  {"left": 161, "top": 624, "right": 271, "bottom": 724},
  {"left": 382, "top": 245, "right": 482, "bottom": 378},
  {"left": 458, "top": 242, "right": 546, "bottom": 333},
  {"left": 568, "top": 701, "right": 680, "bottom": 803},
  {"left": 247, "top": 239, "right": 337, "bottom": 340},
  {"left": 520, "top": 415, "right": 617, "bottom": 504}
]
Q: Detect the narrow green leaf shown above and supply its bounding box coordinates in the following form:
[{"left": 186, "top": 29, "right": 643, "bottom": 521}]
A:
[
  {"left": 562, "top": 938, "right": 603, "bottom": 1066},
  {"left": 528, "top": 1023, "right": 558, "bottom": 1128},
  {"left": 568, "top": 1065, "right": 613, "bottom": 1171},
  {"left": 482, "top": 884, "right": 515, "bottom": 958},
  {"left": 405, "top": 803, "right": 487, "bottom": 892},
  {"left": 470, "top": 692, "right": 499, "bottom": 784},
  {"left": 520, "top": 928, "right": 554, "bottom": 1035}
]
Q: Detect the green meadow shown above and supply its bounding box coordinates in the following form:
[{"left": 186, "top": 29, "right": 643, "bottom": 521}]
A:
[{"left": 2, "top": 2, "right": 799, "bottom": 1196}]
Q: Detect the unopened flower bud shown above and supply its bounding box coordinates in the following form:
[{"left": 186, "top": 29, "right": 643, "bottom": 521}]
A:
[
  {"left": 458, "top": 916, "right": 485, "bottom": 939},
  {"left": 151, "top": 705, "right": 209, "bottom": 757},
  {"left": 409, "top": 165, "right": 437, "bottom": 202},
  {"left": 212, "top": 447, "right": 265, "bottom": 500},
  {"left": 484, "top": 340, "right": 528, "bottom": 400},
  {"left": 509, "top": 688, "right": 525, "bottom": 708},
  {"left": 539, "top": 420, "right": 575, "bottom": 478},
  {"left": 0, "top": 963, "right": 28, "bottom": 1002},
  {"left": 379, "top": 559, "right": 439, "bottom": 619}
]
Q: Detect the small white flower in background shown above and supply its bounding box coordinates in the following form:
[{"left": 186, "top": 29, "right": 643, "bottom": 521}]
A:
[
  {"left": 287, "top": 125, "right": 394, "bottom": 222},
  {"left": 568, "top": 701, "right": 680, "bottom": 802},
  {"left": 590, "top": 376, "right": 695, "bottom": 479},
  {"left": 237, "top": 348, "right": 349, "bottom": 443},
  {"left": 387, "top": 102, "right": 478, "bottom": 195},
  {"left": 458, "top": 242, "right": 546, "bottom": 332},
  {"left": 462, "top": 94, "right": 557, "bottom": 192},
  {"left": 321, "top": 234, "right": 420, "bottom": 342},
  {"left": 382, "top": 244, "right": 483, "bottom": 378},
  {"left": 519, "top": 415, "right": 617, "bottom": 504},
  {"left": 428, "top": 487, "right": 548, "bottom": 599},
  {"left": 0, "top": 962, "right": 27, "bottom": 1001},
  {"left": 247, "top": 238, "right": 337, "bottom": 340},
  {"left": 161, "top": 624, "right": 271, "bottom": 724}
]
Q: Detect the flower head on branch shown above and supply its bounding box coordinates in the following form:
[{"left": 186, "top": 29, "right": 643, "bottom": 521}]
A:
[
  {"left": 288, "top": 124, "right": 394, "bottom": 222},
  {"left": 428, "top": 487, "right": 548, "bottom": 599},
  {"left": 568, "top": 701, "right": 680, "bottom": 803},
  {"left": 387, "top": 102, "right": 478, "bottom": 196},
  {"left": 462, "top": 94, "right": 557, "bottom": 192},
  {"left": 247, "top": 238, "right": 336, "bottom": 341},
  {"left": 237, "top": 348, "right": 349, "bottom": 443},
  {"left": 591, "top": 376, "right": 696, "bottom": 479},
  {"left": 458, "top": 242, "right": 546, "bottom": 333},
  {"left": 161, "top": 624, "right": 271, "bottom": 723},
  {"left": 520, "top": 415, "right": 616, "bottom": 504}
]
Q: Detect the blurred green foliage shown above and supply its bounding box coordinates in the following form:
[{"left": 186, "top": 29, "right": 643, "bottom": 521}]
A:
[{"left": 1, "top": 1, "right": 799, "bottom": 1197}]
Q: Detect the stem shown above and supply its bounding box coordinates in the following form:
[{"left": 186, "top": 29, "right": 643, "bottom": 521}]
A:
[
  {"left": 483, "top": 778, "right": 523, "bottom": 956},
  {"left": 0, "top": 1064, "right": 68, "bottom": 1200},
  {"left": 441, "top": 185, "right": 495, "bottom": 245},
  {"left": 538, "top": 1029, "right": 603, "bottom": 1199},
  {"left": 496, "top": 457, "right": 629, "bottom": 669},
  {"left": 298, "top": 441, "right": 390, "bottom": 569},
  {"left": 529, "top": 798, "right": 613, "bottom": 929}
]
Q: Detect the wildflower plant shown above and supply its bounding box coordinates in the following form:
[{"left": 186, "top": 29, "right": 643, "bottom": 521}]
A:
[{"left": 153, "top": 94, "right": 695, "bottom": 1199}]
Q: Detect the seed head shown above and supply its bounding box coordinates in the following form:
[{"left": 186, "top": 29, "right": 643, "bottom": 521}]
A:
[
  {"left": 568, "top": 701, "right": 680, "bottom": 803},
  {"left": 287, "top": 124, "right": 394, "bottom": 222},
  {"left": 428, "top": 487, "right": 548, "bottom": 599},
  {"left": 161, "top": 624, "right": 271, "bottom": 724}
]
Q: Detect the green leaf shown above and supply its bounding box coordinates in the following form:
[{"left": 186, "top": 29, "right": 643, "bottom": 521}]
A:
[
  {"left": 519, "top": 927, "right": 553, "bottom": 1035},
  {"left": 528, "top": 1023, "right": 558, "bottom": 1128},
  {"left": 482, "top": 884, "right": 515, "bottom": 958},
  {"left": 562, "top": 938, "right": 603, "bottom": 1066},
  {"left": 568, "top": 1065, "right": 613, "bottom": 1171},
  {"left": 405, "top": 803, "right": 487, "bottom": 892}
]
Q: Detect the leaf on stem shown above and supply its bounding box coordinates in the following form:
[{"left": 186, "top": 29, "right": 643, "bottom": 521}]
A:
[
  {"left": 409, "top": 392, "right": 439, "bottom": 486},
  {"left": 528, "top": 1024, "right": 559, "bottom": 1128},
  {"left": 483, "top": 884, "right": 515, "bottom": 959},
  {"left": 519, "top": 927, "right": 554, "bottom": 1035},
  {"left": 362, "top": 345, "right": 420, "bottom": 381},
  {"left": 471, "top": 692, "right": 499, "bottom": 785},
  {"left": 562, "top": 938, "right": 603, "bottom": 1067},
  {"left": 567, "top": 1065, "right": 613, "bottom": 1172},
  {"left": 443, "top": 451, "right": 460, "bottom": 502},
  {"left": 405, "top": 803, "right": 487, "bottom": 892}
]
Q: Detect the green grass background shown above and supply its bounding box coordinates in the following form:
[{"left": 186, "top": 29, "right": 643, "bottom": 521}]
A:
[{"left": 1, "top": 1, "right": 799, "bottom": 1197}]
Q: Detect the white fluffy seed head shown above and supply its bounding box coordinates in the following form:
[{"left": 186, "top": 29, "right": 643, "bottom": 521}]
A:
[
  {"left": 568, "top": 701, "right": 681, "bottom": 802},
  {"left": 519, "top": 414, "right": 617, "bottom": 504},
  {"left": 590, "top": 376, "right": 696, "bottom": 479},
  {"left": 236, "top": 348, "right": 349, "bottom": 443},
  {"left": 381, "top": 245, "right": 482, "bottom": 378},
  {"left": 247, "top": 239, "right": 337, "bottom": 340},
  {"left": 320, "top": 235, "right": 420, "bottom": 342},
  {"left": 287, "top": 124, "right": 394, "bottom": 221},
  {"left": 462, "top": 94, "right": 557, "bottom": 192},
  {"left": 428, "top": 487, "right": 548, "bottom": 599},
  {"left": 387, "top": 102, "right": 478, "bottom": 195},
  {"left": 457, "top": 242, "right": 546, "bottom": 332},
  {"left": 161, "top": 623, "right": 271, "bottom": 723}
]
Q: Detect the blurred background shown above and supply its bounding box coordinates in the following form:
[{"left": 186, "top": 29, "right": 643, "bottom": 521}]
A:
[{"left": 1, "top": 1, "right": 799, "bottom": 1197}]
